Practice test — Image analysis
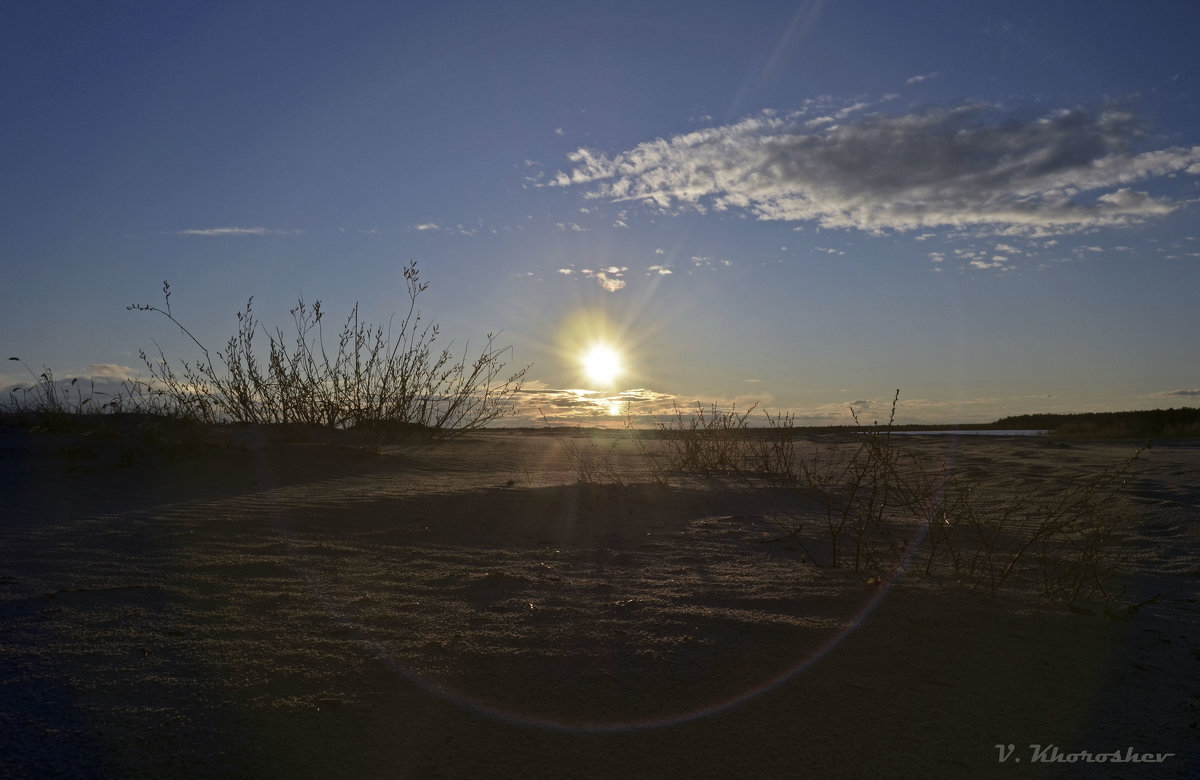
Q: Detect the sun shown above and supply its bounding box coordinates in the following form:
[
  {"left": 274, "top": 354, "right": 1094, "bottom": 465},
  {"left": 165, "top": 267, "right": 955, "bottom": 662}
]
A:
[{"left": 582, "top": 344, "right": 622, "bottom": 387}]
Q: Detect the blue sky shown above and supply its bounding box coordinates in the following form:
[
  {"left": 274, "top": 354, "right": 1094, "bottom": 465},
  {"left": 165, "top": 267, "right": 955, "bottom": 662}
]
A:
[{"left": 3, "top": 1, "right": 1198, "bottom": 424}]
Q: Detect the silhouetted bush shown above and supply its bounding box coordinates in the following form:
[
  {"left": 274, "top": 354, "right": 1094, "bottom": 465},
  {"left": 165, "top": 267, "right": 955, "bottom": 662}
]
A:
[{"left": 128, "top": 261, "right": 528, "bottom": 437}]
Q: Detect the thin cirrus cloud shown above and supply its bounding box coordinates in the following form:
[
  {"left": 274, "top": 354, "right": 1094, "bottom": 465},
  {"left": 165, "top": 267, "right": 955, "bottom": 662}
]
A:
[
  {"left": 551, "top": 102, "right": 1200, "bottom": 236},
  {"left": 85, "top": 363, "right": 139, "bottom": 379},
  {"left": 174, "top": 226, "right": 278, "bottom": 236}
]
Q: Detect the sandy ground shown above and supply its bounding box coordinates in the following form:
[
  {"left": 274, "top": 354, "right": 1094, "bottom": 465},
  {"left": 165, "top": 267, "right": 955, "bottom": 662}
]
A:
[{"left": 1, "top": 423, "right": 1197, "bottom": 779}]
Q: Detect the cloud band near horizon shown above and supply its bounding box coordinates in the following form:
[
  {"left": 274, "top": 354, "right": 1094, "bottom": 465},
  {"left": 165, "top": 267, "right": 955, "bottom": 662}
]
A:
[{"left": 552, "top": 102, "right": 1200, "bottom": 236}]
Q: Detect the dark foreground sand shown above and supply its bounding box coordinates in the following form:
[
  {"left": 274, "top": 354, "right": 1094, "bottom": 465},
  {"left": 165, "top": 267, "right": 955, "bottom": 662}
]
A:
[{"left": 1, "top": 424, "right": 1197, "bottom": 779}]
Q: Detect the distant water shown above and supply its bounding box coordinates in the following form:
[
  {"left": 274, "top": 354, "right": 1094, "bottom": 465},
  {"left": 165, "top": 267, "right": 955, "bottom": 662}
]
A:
[{"left": 874, "top": 429, "right": 1049, "bottom": 437}]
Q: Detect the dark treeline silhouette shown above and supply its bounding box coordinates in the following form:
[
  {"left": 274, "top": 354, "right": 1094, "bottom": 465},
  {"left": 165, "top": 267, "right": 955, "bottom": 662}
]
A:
[{"left": 992, "top": 407, "right": 1200, "bottom": 439}]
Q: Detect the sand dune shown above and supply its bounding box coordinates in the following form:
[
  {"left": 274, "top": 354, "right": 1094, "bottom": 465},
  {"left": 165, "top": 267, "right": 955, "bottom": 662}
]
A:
[{"left": 1, "top": 424, "right": 1197, "bottom": 778}]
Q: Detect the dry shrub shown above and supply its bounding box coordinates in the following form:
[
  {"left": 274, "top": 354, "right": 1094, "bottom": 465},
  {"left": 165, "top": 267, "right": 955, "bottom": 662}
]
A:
[
  {"left": 656, "top": 401, "right": 758, "bottom": 475},
  {"left": 128, "top": 261, "right": 528, "bottom": 437},
  {"left": 655, "top": 390, "right": 1145, "bottom": 605}
]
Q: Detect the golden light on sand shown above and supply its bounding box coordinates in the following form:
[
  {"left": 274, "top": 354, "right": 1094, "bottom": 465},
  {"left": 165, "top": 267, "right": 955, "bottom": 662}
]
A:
[{"left": 581, "top": 344, "right": 622, "bottom": 387}]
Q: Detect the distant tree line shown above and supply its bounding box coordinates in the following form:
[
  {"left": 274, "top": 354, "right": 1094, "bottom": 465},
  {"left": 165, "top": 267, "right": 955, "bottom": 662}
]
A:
[{"left": 991, "top": 407, "right": 1200, "bottom": 439}]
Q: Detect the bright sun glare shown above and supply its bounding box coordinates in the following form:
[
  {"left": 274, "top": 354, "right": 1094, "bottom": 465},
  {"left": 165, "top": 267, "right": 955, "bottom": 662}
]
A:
[{"left": 582, "top": 344, "right": 622, "bottom": 387}]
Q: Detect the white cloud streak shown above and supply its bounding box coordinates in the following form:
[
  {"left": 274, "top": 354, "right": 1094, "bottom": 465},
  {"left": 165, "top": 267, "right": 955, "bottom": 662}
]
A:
[
  {"left": 552, "top": 103, "right": 1200, "bottom": 236},
  {"left": 86, "top": 363, "right": 139, "bottom": 379},
  {"left": 176, "top": 226, "right": 274, "bottom": 236},
  {"left": 578, "top": 266, "right": 627, "bottom": 292}
]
